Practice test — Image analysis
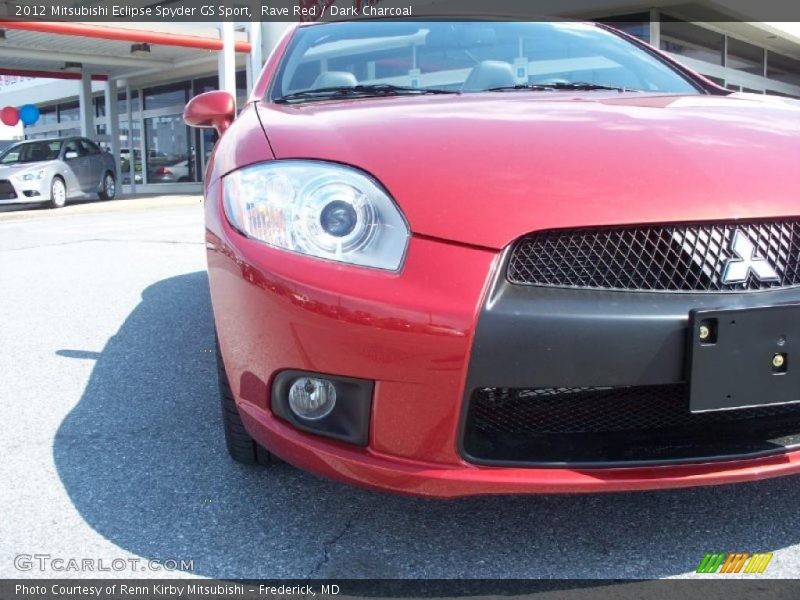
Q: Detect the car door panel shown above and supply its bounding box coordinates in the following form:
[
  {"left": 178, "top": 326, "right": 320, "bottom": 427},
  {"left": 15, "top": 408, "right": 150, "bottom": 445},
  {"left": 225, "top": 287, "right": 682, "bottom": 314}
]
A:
[
  {"left": 61, "top": 141, "right": 86, "bottom": 197},
  {"left": 77, "top": 155, "right": 93, "bottom": 193},
  {"left": 62, "top": 141, "right": 85, "bottom": 195},
  {"left": 79, "top": 139, "right": 105, "bottom": 191}
]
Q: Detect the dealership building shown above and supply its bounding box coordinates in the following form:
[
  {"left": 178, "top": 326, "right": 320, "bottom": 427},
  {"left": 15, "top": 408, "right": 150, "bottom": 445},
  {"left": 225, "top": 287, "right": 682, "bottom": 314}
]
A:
[
  {"left": 0, "top": 20, "right": 289, "bottom": 192},
  {"left": 0, "top": 2, "right": 799, "bottom": 193}
]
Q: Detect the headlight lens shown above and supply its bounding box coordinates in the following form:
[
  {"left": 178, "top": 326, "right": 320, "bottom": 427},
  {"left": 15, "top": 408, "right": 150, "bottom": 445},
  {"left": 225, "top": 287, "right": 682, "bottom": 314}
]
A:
[
  {"left": 20, "top": 170, "right": 45, "bottom": 181},
  {"left": 222, "top": 161, "right": 410, "bottom": 270}
]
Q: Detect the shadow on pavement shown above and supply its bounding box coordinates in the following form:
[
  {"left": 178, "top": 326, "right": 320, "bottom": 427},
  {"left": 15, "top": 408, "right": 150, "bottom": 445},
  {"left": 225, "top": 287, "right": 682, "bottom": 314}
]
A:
[{"left": 53, "top": 271, "right": 800, "bottom": 578}]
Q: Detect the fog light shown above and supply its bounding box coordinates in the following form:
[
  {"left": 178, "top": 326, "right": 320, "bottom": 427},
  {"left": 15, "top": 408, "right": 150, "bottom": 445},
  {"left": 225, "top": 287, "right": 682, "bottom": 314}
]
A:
[
  {"left": 272, "top": 370, "right": 373, "bottom": 445},
  {"left": 288, "top": 377, "right": 336, "bottom": 420}
]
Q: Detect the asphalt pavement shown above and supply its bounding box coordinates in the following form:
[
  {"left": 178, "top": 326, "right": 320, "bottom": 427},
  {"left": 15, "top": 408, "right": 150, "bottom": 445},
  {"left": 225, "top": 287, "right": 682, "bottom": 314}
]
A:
[{"left": 1, "top": 199, "right": 799, "bottom": 580}]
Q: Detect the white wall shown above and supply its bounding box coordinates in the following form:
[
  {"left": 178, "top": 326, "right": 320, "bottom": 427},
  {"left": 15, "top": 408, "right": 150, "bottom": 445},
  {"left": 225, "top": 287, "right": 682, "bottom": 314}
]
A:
[
  {"left": 0, "top": 78, "right": 105, "bottom": 108},
  {"left": 0, "top": 121, "right": 23, "bottom": 141}
]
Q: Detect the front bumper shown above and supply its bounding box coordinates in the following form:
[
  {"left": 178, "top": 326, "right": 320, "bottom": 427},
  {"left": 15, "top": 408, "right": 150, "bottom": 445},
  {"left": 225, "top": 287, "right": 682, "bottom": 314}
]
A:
[
  {"left": 462, "top": 276, "right": 800, "bottom": 468},
  {"left": 0, "top": 177, "right": 49, "bottom": 205},
  {"left": 238, "top": 407, "right": 800, "bottom": 496},
  {"left": 206, "top": 189, "right": 800, "bottom": 496}
]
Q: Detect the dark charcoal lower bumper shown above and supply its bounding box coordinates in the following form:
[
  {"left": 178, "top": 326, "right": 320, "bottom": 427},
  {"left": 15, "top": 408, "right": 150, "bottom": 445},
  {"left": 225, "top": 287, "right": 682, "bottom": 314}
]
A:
[
  {"left": 461, "top": 260, "right": 800, "bottom": 467},
  {"left": 464, "top": 384, "right": 800, "bottom": 466}
]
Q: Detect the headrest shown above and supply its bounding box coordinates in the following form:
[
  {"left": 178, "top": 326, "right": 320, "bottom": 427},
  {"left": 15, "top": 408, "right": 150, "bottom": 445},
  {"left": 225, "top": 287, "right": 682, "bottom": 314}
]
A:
[
  {"left": 462, "top": 61, "right": 516, "bottom": 92},
  {"left": 312, "top": 71, "right": 358, "bottom": 89}
]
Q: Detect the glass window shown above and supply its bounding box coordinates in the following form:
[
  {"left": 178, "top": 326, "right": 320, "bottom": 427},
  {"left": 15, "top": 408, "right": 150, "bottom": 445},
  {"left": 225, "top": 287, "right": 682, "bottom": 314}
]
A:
[
  {"left": 95, "top": 97, "right": 105, "bottom": 118},
  {"left": 117, "top": 90, "right": 140, "bottom": 116},
  {"left": 58, "top": 102, "right": 80, "bottom": 123},
  {"left": 0, "top": 140, "right": 62, "bottom": 164},
  {"left": 38, "top": 106, "right": 58, "bottom": 126},
  {"left": 120, "top": 123, "right": 141, "bottom": 151},
  {"left": 200, "top": 128, "right": 218, "bottom": 166},
  {"left": 727, "top": 37, "right": 764, "bottom": 76},
  {"left": 767, "top": 51, "right": 800, "bottom": 86},
  {"left": 80, "top": 139, "right": 101, "bottom": 155},
  {"left": 120, "top": 119, "right": 142, "bottom": 185},
  {"left": 1, "top": 148, "right": 21, "bottom": 163},
  {"left": 144, "top": 82, "right": 189, "bottom": 110},
  {"left": 191, "top": 74, "right": 246, "bottom": 98},
  {"left": 285, "top": 62, "right": 321, "bottom": 90},
  {"left": 767, "top": 89, "right": 800, "bottom": 98},
  {"left": 236, "top": 70, "right": 247, "bottom": 97},
  {"left": 273, "top": 21, "right": 700, "bottom": 99},
  {"left": 59, "top": 128, "right": 81, "bottom": 138},
  {"left": 193, "top": 76, "right": 218, "bottom": 95},
  {"left": 95, "top": 125, "right": 111, "bottom": 152},
  {"left": 595, "top": 13, "right": 650, "bottom": 43},
  {"left": 144, "top": 114, "right": 191, "bottom": 183},
  {"left": 63, "top": 140, "right": 85, "bottom": 158},
  {"left": 660, "top": 17, "right": 723, "bottom": 65}
]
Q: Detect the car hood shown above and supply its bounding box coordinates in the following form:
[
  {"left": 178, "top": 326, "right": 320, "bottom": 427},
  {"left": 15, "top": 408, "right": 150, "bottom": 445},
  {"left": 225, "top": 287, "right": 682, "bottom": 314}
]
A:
[
  {"left": 257, "top": 92, "right": 800, "bottom": 249},
  {"left": 0, "top": 162, "right": 55, "bottom": 178}
]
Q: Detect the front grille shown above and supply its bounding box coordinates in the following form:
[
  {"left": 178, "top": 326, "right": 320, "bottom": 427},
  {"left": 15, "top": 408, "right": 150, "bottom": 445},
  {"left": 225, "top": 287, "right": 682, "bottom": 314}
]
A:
[
  {"left": 0, "top": 180, "right": 16, "bottom": 200},
  {"left": 507, "top": 221, "right": 800, "bottom": 292},
  {"left": 464, "top": 385, "right": 800, "bottom": 464}
]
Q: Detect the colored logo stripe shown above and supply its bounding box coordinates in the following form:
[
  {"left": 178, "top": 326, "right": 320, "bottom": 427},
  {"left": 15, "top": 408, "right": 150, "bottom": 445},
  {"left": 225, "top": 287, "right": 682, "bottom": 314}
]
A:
[
  {"left": 697, "top": 552, "right": 773, "bottom": 574},
  {"left": 745, "top": 553, "right": 773, "bottom": 574},
  {"left": 697, "top": 553, "right": 726, "bottom": 573}
]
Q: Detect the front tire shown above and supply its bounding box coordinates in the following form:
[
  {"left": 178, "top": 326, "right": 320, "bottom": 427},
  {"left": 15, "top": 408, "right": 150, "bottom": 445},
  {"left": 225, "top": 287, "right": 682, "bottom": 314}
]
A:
[
  {"left": 98, "top": 172, "right": 116, "bottom": 201},
  {"left": 216, "top": 336, "right": 275, "bottom": 465},
  {"left": 49, "top": 177, "right": 66, "bottom": 209}
]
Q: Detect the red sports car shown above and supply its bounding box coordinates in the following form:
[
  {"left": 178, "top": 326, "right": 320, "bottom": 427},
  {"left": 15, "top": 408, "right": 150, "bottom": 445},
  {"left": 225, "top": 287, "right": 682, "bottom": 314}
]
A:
[{"left": 185, "top": 20, "right": 800, "bottom": 497}]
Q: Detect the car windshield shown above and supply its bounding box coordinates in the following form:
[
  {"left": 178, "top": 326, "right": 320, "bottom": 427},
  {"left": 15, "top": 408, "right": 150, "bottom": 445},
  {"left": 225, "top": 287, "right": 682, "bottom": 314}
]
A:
[
  {"left": 0, "top": 140, "right": 62, "bottom": 164},
  {"left": 271, "top": 21, "right": 700, "bottom": 103}
]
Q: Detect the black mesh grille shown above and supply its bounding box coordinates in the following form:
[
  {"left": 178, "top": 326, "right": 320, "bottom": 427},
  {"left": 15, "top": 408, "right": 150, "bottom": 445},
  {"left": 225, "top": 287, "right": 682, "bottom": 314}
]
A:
[
  {"left": 507, "top": 221, "right": 800, "bottom": 292},
  {"left": 464, "top": 385, "right": 800, "bottom": 464}
]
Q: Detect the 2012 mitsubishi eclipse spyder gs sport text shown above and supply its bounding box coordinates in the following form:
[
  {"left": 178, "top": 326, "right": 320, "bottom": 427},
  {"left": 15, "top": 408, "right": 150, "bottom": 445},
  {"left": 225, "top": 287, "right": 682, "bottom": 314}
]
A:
[{"left": 184, "top": 20, "right": 800, "bottom": 497}]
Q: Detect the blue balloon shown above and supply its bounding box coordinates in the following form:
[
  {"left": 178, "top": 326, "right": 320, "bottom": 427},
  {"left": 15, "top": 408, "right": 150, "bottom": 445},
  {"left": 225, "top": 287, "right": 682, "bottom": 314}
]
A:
[{"left": 19, "top": 104, "right": 40, "bottom": 126}]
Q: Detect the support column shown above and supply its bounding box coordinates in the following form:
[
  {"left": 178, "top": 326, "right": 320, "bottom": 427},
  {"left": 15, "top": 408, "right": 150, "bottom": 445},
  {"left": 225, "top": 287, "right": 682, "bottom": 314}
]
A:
[
  {"left": 78, "top": 68, "right": 94, "bottom": 137},
  {"left": 246, "top": 20, "right": 262, "bottom": 93},
  {"left": 245, "top": 53, "right": 254, "bottom": 96},
  {"left": 219, "top": 22, "right": 237, "bottom": 105},
  {"left": 124, "top": 82, "right": 136, "bottom": 194},
  {"left": 648, "top": 8, "right": 660, "bottom": 48},
  {"left": 104, "top": 79, "right": 121, "bottom": 184}
]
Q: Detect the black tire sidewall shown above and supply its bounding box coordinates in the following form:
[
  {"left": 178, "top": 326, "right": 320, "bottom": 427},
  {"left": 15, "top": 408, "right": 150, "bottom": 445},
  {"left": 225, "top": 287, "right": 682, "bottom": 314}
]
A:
[
  {"left": 216, "top": 335, "right": 274, "bottom": 466},
  {"left": 100, "top": 173, "right": 116, "bottom": 200}
]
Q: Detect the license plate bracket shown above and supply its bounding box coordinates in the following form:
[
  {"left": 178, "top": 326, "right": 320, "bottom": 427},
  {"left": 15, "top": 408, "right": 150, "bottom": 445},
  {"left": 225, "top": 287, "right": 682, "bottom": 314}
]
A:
[{"left": 688, "top": 304, "right": 800, "bottom": 412}]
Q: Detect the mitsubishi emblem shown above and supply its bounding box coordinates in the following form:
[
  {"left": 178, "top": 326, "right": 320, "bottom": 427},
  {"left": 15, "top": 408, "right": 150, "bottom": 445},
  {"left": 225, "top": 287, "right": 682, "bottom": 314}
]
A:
[{"left": 721, "top": 230, "right": 780, "bottom": 284}]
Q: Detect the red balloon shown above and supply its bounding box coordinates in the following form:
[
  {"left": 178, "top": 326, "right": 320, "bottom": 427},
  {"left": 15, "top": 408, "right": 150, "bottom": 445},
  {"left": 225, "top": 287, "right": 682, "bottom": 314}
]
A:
[{"left": 1, "top": 106, "right": 20, "bottom": 126}]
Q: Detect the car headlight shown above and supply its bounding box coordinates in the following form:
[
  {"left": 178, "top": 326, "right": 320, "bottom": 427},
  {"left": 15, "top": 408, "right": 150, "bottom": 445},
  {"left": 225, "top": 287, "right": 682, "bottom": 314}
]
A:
[
  {"left": 20, "top": 170, "right": 45, "bottom": 182},
  {"left": 222, "top": 161, "right": 410, "bottom": 271}
]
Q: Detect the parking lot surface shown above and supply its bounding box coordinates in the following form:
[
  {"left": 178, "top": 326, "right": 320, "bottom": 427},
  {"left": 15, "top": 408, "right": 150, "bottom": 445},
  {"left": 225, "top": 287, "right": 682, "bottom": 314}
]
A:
[{"left": 1, "top": 201, "right": 799, "bottom": 579}]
